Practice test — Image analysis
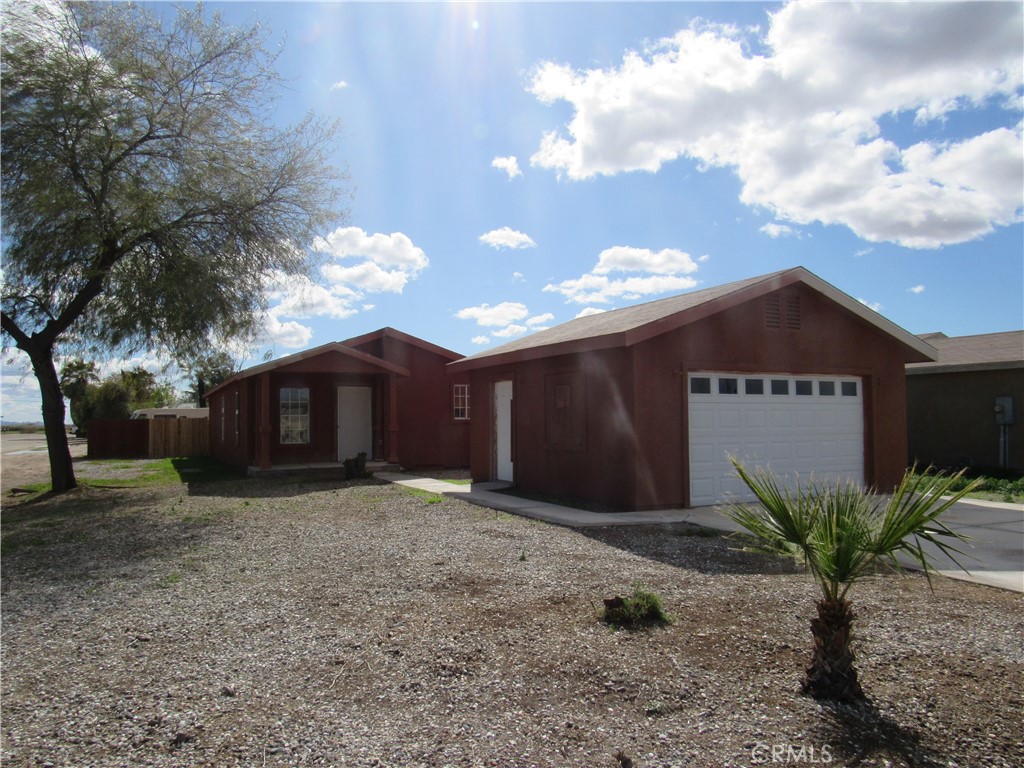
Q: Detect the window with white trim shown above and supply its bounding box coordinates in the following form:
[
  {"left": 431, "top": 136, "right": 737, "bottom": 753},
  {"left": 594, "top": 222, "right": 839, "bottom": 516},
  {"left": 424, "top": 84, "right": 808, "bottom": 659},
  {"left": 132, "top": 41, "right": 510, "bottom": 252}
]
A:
[
  {"left": 453, "top": 383, "right": 470, "bottom": 420},
  {"left": 280, "top": 387, "right": 310, "bottom": 444}
]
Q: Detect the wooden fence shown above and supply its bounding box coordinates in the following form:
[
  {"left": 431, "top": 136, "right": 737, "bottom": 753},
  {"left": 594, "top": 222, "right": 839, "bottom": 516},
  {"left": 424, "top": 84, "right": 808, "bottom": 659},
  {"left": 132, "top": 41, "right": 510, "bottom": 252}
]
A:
[{"left": 88, "top": 418, "right": 209, "bottom": 459}]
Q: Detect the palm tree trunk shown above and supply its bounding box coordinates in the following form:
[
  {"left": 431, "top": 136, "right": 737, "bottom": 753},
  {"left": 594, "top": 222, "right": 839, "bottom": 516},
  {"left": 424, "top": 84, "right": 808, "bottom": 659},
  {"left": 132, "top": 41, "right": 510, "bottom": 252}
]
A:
[{"left": 803, "top": 597, "right": 864, "bottom": 701}]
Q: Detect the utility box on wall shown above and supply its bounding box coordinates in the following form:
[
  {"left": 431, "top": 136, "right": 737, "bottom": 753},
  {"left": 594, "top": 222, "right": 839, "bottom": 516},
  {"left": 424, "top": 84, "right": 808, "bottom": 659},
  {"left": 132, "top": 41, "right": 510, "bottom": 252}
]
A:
[{"left": 995, "top": 396, "right": 1014, "bottom": 425}]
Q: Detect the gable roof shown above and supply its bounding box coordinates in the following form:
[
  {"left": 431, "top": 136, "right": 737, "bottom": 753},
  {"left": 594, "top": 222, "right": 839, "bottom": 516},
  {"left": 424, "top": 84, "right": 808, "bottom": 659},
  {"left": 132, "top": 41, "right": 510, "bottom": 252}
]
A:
[
  {"left": 342, "top": 326, "right": 464, "bottom": 362},
  {"left": 907, "top": 330, "right": 1024, "bottom": 375},
  {"left": 450, "top": 267, "right": 936, "bottom": 372},
  {"left": 206, "top": 339, "right": 410, "bottom": 398}
]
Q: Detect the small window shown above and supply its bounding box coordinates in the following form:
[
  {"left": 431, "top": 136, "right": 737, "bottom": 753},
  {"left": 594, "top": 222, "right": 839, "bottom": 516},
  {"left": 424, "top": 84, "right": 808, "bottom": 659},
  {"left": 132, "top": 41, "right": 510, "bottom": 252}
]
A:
[
  {"left": 690, "top": 377, "right": 711, "bottom": 394},
  {"left": 280, "top": 387, "right": 310, "bottom": 444},
  {"left": 795, "top": 380, "right": 813, "bottom": 396},
  {"left": 771, "top": 379, "right": 790, "bottom": 395},
  {"left": 745, "top": 378, "right": 764, "bottom": 395},
  {"left": 841, "top": 381, "right": 859, "bottom": 397},
  {"left": 718, "top": 378, "right": 739, "bottom": 395},
  {"left": 453, "top": 384, "right": 470, "bottom": 420},
  {"left": 818, "top": 381, "right": 836, "bottom": 396}
]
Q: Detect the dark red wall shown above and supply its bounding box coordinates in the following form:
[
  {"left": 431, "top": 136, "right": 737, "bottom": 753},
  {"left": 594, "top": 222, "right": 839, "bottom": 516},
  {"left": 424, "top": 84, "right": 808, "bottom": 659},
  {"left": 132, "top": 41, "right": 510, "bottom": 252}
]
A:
[
  {"left": 467, "top": 285, "right": 914, "bottom": 509},
  {"left": 347, "top": 334, "right": 471, "bottom": 469}
]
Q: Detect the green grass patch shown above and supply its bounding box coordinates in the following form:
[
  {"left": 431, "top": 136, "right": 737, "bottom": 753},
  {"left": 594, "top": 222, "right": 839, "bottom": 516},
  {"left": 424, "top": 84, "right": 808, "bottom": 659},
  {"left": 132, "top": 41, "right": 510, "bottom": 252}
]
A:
[
  {"left": 440, "top": 478, "right": 473, "bottom": 486},
  {"left": 402, "top": 487, "right": 446, "bottom": 504},
  {"left": 602, "top": 583, "right": 672, "bottom": 629},
  {"left": 909, "top": 469, "right": 1024, "bottom": 504},
  {"left": 156, "top": 571, "right": 184, "bottom": 589}
]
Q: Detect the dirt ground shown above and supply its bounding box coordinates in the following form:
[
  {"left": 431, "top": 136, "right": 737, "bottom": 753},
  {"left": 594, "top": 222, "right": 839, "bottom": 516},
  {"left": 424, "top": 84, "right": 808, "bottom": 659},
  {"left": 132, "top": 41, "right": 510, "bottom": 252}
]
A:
[
  {"left": 0, "top": 432, "right": 88, "bottom": 496},
  {"left": 1, "top": 461, "right": 1022, "bottom": 768}
]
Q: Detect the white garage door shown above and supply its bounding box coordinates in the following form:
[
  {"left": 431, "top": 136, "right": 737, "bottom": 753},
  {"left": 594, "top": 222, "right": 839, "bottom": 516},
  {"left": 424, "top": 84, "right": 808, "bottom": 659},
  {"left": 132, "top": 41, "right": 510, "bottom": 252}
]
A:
[{"left": 688, "top": 372, "right": 864, "bottom": 506}]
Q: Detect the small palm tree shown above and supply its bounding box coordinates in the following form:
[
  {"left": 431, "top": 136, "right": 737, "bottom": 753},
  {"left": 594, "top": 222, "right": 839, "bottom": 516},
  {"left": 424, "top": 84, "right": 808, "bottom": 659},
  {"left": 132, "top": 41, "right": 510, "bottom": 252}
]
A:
[{"left": 724, "top": 459, "right": 978, "bottom": 701}]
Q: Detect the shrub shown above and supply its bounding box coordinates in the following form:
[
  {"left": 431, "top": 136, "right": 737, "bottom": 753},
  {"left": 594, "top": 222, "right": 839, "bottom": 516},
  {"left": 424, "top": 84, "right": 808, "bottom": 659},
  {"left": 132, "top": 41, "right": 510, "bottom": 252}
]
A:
[{"left": 602, "top": 583, "right": 671, "bottom": 628}]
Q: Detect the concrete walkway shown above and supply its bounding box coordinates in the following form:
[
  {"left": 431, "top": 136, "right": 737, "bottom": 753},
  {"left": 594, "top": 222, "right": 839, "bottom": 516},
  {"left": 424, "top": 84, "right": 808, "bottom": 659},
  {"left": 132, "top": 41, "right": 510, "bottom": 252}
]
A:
[{"left": 377, "top": 472, "right": 1024, "bottom": 593}]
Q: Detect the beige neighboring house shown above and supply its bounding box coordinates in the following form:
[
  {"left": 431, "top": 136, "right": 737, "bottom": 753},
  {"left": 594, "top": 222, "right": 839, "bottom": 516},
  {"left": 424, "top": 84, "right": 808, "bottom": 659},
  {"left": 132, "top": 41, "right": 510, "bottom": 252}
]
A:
[{"left": 906, "top": 331, "right": 1024, "bottom": 473}]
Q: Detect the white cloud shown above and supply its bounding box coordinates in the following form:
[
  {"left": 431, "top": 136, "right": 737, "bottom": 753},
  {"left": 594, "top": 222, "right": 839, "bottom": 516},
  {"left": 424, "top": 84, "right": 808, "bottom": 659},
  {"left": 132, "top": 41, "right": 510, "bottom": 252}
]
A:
[
  {"left": 492, "top": 155, "right": 522, "bottom": 179},
  {"left": 471, "top": 336, "right": 490, "bottom": 345},
  {"left": 527, "top": 2, "right": 1023, "bottom": 248},
  {"left": 857, "top": 298, "right": 883, "bottom": 313},
  {"left": 321, "top": 262, "right": 413, "bottom": 294},
  {"left": 257, "top": 313, "right": 313, "bottom": 349},
  {"left": 909, "top": 285, "right": 926, "bottom": 295},
  {"left": 314, "top": 227, "right": 429, "bottom": 272},
  {"left": 266, "top": 272, "right": 358, "bottom": 319},
  {"left": 512, "top": 271, "right": 525, "bottom": 282},
  {"left": 760, "top": 223, "right": 796, "bottom": 239},
  {"left": 545, "top": 273, "right": 699, "bottom": 304},
  {"left": 455, "top": 301, "right": 530, "bottom": 327},
  {"left": 492, "top": 324, "right": 528, "bottom": 339},
  {"left": 854, "top": 248, "right": 874, "bottom": 258},
  {"left": 594, "top": 246, "right": 699, "bottom": 275},
  {"left": 527, "top": 313, "right": 554, "bottom": 326},
  {"left": 479, "top": 227, "right": 537, "bottom": 250},
  {"left": 330, "top": 80, "right": 349, "bottom": 91},
  {"left": 544, "top": 243, "right": 701, "bottom": 304},
  {"left": 575, "top": 307, "right": 607, "bottom": 319}
]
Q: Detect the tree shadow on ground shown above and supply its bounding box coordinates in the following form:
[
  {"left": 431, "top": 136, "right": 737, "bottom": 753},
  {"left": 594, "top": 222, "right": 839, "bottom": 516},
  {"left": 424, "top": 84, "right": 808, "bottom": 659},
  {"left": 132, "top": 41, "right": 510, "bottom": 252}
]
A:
[
  {"left": 813, "top": 697, "right": 945, "bottom": 767},
  {"left": 0, "top": 486, "right": 215, "bottom": 613},
  {"left": 577, "top": 523, "right": 806, "bottom": 578},
  {"left": 173, "top": 459, "right": 390, "bottom": 500}
]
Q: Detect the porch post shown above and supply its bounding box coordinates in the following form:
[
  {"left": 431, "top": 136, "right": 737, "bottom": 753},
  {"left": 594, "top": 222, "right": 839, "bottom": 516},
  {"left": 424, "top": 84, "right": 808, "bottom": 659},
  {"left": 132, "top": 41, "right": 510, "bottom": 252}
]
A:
[
  {"left": 388, "top": 373, "right": 400, "bottom": 464},
  {"left": 258, "top": 372, "right": 272, "bottom": 470}
]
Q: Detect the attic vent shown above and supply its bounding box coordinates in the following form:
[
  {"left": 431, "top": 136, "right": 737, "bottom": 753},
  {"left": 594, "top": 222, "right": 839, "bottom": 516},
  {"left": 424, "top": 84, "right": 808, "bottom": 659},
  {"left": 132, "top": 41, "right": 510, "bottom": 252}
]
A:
[
  {"left": 765, "top": 295, "right": 781, "bottom": 329},
  {"left": 785, "top": 295, "right": 801, "bottom": 330}
]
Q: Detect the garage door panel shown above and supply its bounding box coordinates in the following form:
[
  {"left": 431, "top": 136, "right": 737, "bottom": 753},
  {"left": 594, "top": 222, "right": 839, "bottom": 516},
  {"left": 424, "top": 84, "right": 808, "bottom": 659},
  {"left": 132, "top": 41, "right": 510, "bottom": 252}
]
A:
[{"left": 689, "top": 373, "right": 864, "bottom": 506}]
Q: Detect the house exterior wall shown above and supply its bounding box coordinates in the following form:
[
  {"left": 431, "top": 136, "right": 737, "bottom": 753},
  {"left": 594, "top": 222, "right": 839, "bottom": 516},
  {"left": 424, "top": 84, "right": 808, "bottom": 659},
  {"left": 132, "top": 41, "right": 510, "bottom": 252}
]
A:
[
  {"left": 346, "top": 334, "right": 471, "bottom": 468},
  {"left": 467, "top": 284, "right": 913, "bottom": 509},
  {"left": 907, "top": 368, "right": 1024, "bottom": 472}
]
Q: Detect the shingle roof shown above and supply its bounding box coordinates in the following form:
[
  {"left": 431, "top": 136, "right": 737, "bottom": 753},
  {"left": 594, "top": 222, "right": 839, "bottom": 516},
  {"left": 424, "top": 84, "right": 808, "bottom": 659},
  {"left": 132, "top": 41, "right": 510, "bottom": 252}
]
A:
[
  {"left": 450, "top": 266, "right": 935, "bottom": 371},
  {"left": 907, "top": 331, "right": 1024, "bottom": 374}
]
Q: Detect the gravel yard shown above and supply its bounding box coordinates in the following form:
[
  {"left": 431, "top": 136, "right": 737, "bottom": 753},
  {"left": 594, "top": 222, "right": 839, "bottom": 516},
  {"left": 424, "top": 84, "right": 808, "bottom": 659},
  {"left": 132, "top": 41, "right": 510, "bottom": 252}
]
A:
[{"left": 2, "top": 474, "right": 1022, "bottom": 768}]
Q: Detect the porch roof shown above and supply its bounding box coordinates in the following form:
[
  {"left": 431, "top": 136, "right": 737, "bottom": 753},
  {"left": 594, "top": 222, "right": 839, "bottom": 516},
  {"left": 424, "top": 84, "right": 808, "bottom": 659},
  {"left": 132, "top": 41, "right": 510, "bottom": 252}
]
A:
[{"left": 207, "top": 341, "right": 410, "bottom": 398}]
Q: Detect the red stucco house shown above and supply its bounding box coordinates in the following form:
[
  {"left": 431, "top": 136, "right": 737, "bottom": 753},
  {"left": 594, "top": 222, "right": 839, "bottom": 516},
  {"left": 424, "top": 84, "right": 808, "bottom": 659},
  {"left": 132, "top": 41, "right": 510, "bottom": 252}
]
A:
[
  {"left": 448, "top": 267, "right": 937, "bottom": 509},
  {"left": 207, "top": 328, "right": 470, "bottom": 473}
]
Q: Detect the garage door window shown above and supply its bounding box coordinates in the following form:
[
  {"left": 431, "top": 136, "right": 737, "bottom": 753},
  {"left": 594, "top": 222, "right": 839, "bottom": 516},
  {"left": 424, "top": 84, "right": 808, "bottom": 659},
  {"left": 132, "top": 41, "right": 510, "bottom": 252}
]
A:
[
  {"left": 745, "top": 378, "right": 764, "bottom": 395},
  {"left": 690, "top": 377, "right": 711, "bottom": 394},
  {"left": 718, "top": 377, "right": 739, "bottom": 395},
  {"left": 819, "top": 381, "right": 836, "bottom": 396},
  {"left": 842, "top": 381, "right": 858, "bottom": 397},
  {"left": 771, "top": 379, "right": 789, "bottom": 395},
  {"left": 795, "top": 380, "right": 813, "bottom": 396}
]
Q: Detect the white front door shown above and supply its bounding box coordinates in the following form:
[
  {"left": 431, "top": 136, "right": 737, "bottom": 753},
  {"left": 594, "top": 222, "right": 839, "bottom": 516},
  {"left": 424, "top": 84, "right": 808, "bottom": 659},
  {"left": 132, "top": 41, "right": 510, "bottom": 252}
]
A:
[
  {"left": 337, "top": 386, "right": 373, "bottom": 461},
  {"left": 494, "top": 380, "right": 514, "bottom": 482},
  {"left": 688, "top": 372, "right": 864, "bottom": 506}
]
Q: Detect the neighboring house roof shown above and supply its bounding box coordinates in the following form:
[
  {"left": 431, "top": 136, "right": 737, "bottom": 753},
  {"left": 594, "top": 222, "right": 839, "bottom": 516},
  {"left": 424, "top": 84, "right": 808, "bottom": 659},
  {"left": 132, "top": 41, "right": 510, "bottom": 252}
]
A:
[
  {"left": 450, "top": 266, "right": 936, "bottom": 372},
  {"left": 906, "top": 330, "right": 1024, "bottom": 375},
  {"left": 206, "top": 339, "right": 411, "bottom": 398},
  {"left": 342, "top": 326, "right": 464, "bottom": 362}
]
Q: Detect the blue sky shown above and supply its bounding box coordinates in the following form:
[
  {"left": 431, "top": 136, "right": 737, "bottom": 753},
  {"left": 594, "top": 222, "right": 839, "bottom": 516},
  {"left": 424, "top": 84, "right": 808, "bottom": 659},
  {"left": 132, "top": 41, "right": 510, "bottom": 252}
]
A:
[{"left": 2, "top": 1, "right": 1022, "bottom": 421}]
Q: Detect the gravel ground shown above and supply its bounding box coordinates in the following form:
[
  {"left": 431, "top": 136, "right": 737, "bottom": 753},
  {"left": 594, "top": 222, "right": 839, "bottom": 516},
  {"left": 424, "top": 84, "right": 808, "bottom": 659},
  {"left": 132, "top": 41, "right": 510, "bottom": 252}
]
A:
[{"left": 2, "top": 475, "right": 1022, "bottom": 768}]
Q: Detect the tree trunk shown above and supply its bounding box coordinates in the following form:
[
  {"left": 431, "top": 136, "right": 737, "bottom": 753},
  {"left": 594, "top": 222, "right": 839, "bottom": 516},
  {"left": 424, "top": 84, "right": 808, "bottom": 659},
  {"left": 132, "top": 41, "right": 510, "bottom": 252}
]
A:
[
  {"left": 802, "top": 597, "right": 864, "bottom": 701},
  {"left": 28, "top": 347, "right": 78, "bottom": 493}
]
